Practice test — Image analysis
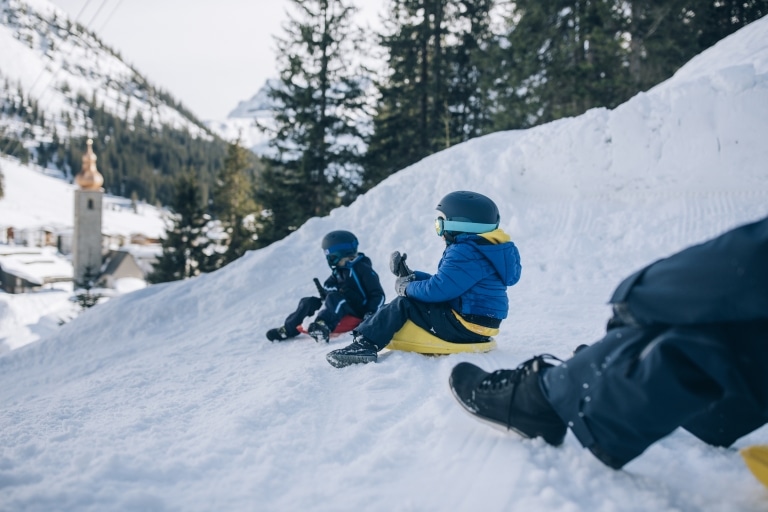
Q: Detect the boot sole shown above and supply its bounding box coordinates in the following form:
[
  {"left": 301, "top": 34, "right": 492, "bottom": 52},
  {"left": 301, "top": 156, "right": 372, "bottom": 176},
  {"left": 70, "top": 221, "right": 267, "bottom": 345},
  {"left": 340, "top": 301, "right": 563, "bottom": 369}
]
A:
[
  {"left": 326, "top": 353, "right": 377, "bottom": 368},
  {"left": 449, "top": 381, "right": 531, "bottom": 438}
]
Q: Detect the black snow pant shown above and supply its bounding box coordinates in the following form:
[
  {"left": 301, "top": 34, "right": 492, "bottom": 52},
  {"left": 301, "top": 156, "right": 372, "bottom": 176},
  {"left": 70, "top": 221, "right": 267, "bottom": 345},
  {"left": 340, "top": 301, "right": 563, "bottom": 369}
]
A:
[
  {"left": 355, "top": 296, "right": 489, "bottom": 351},
  {"left": 284, "top": 292, "right": 360, "bottom": 337},
  {"left": 542, "top": 319, "right": 768, "bottom": 469}
]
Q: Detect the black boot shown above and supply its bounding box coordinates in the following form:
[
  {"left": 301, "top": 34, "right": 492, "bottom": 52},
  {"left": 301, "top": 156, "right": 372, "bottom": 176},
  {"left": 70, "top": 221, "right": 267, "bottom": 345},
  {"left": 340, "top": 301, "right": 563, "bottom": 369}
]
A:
[
  {"left": 266, "top": 326, "right": 290, "bottom": 342},
  {"left": 326, "top": 335, "right": 378, "bottom": 368},
  {"left": 449, "top": 355, "right": 567, "bottom": 446},
  {"left": 308, "top": 320, "right": 331, "bottom": 344}
]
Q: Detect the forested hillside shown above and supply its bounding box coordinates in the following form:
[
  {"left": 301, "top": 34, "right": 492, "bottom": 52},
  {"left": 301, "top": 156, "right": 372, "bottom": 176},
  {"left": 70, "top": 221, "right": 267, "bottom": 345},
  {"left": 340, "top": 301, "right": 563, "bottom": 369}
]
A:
[{"left": 0, "top": 0, "right": 236, "bottom": 206}]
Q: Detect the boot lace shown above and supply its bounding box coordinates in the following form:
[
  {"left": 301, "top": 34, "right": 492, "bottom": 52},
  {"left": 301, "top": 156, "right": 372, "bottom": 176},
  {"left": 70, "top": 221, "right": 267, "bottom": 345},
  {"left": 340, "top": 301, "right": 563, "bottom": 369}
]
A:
[
  {"left": 478, "top": 354, "right": 562, "bottom": 429},
  {"left": 479, "top": 354, "right": 562, "bottom": 391}
]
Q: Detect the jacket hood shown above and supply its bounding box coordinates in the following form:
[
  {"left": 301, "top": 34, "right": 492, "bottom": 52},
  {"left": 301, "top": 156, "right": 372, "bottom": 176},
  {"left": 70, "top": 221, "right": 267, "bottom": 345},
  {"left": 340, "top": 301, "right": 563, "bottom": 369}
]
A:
[{"left": 462, "top": 229, "right": 521, "bottom": 286}]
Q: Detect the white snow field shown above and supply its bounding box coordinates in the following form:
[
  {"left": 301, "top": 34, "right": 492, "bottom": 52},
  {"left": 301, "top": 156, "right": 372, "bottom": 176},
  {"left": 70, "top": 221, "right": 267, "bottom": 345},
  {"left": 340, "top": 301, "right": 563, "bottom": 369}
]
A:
[{"left": 1, "top": 16, "right": 767, "bottom": 512}]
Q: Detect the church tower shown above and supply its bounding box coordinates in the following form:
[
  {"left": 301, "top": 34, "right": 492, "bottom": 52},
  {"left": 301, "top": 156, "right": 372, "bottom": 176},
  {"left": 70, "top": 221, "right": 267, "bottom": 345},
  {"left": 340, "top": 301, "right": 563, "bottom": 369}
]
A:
[{"left": 73, "top": 139, "right": 105, "bottom": 286}]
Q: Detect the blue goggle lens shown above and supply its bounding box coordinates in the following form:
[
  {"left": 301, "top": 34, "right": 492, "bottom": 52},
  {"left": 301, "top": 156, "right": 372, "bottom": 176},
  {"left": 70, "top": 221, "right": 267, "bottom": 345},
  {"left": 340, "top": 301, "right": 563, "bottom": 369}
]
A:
[
  {"left": 435, "top": 218, "right": 498, "bottom": 236},
  {"left": 435, "top": 218, "right": 446, "bottom": 236}
]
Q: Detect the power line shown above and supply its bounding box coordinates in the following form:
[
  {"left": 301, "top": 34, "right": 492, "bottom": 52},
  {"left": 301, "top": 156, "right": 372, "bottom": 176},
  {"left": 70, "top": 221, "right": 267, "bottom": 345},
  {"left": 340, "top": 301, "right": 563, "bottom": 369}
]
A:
[
  {"left": 97, "top": 0, "right": 124, "bottom": 33},
  {"left": 35, "top": 0, "right": 113, "bottom": 108},
  {"left": 1, "top": 0, "right": 119, "bottom": 160},
  {"left": 24, "top": 0, "right": 93, "bottom": 99}
]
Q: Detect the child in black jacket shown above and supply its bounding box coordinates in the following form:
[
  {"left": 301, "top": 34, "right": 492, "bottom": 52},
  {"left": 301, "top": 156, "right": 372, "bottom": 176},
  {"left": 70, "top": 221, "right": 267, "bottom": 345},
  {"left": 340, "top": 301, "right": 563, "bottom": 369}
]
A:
[{"left": 267, "top": 230, "right": 385, "bottom": 343}]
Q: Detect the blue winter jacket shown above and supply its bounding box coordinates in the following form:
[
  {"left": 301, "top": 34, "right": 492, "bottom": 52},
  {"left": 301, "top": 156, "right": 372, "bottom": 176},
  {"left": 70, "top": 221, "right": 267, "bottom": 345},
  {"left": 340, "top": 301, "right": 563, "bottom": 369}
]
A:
[{"left": 405, "top": 229, "right": 522, "bottom": 320}]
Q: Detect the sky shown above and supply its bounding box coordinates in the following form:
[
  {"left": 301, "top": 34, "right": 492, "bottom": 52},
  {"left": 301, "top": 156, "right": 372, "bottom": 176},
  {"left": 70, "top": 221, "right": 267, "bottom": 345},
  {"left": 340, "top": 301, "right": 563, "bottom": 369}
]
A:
[
  {"left": 1, "top": 14, "right": 768, "bottom": 512},
  {"left": 47, "top": 0, "right": 384, "bottom": 120}
]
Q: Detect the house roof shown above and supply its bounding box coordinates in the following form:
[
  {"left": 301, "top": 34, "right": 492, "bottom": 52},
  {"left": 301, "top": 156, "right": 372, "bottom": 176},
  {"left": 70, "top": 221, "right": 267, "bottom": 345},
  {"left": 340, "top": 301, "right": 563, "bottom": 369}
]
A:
[
  {"left": 101, "top": 250, "right": 133, "bottom": 276},
  {"left": 0, "top": 246, "right": 73, "bottom": 285}
]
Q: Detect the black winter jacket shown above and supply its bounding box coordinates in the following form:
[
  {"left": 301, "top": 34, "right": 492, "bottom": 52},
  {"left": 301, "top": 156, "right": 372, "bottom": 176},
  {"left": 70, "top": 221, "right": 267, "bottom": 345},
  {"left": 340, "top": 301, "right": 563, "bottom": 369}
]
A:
[{"left": 323, "top": 253, "right": 385, "bottom": 317}]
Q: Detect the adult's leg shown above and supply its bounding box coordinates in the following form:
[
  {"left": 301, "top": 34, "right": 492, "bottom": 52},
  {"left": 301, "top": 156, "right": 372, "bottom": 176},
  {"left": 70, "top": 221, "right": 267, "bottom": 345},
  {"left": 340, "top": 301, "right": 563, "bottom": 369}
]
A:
[
  {"left": 682, "top": 321, "right": 768, "bottom": 447},
  {"left": 543, "top": 322, "right": 768, "bottom": 468}
]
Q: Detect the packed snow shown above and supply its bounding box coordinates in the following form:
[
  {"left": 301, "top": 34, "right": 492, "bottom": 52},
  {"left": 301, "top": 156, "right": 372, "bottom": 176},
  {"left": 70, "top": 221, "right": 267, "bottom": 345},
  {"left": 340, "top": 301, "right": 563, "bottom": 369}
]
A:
[{"left": 1, "top": 16, "right": 768, "bottom": 512}]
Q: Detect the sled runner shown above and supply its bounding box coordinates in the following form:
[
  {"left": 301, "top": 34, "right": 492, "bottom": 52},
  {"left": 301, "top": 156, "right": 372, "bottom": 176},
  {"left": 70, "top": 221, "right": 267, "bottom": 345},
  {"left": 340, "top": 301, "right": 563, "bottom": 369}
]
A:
[
  {"left": 741, "top": 445, "right": 768, "bottom": 488},
  {"left": 296, "top": 315, "right": 362, "bottom": 337},
  {"left": 386, "top": 320, "right": 496, "bottom": 355}
]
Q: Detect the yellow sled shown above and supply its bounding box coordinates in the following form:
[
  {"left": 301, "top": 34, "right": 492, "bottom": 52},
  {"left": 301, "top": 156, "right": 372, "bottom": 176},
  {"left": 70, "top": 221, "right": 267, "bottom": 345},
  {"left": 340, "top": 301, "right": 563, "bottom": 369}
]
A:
[
  {"left": 741, "top": 445, "right": 768, "bottom": 488},
  {"left": 387, "top": 320, "right": 496, "bottom": 355}
]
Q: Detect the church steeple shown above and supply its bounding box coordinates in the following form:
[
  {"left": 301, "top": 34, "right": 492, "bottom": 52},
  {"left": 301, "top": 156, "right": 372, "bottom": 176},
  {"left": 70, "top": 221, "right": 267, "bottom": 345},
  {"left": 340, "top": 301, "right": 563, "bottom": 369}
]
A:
[
  {"left": 73, "top": 139, "right": 105, "bottom": 287},
  {"left": 75, "top": 139, "right": 104, "bottom": 191}
]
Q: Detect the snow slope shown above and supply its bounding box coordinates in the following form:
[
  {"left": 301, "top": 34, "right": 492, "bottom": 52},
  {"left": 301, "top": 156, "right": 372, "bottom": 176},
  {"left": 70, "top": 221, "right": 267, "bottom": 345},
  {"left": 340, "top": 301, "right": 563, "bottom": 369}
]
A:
[{"left": 1, "top": 16, "right": 768, "bottom": 512}]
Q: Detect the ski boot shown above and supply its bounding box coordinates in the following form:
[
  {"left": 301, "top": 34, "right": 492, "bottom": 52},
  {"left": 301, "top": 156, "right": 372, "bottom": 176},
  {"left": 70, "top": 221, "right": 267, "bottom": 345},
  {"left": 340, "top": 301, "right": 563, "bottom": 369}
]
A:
[
  {"left": 326, "top": 335, "right": 378, "bottom": 368},
  {"left": 307, "top": 320, "right": 331, "bottom": 344},
  {"left": 266, "top": 326, "right": 290, "bottom": 342}
]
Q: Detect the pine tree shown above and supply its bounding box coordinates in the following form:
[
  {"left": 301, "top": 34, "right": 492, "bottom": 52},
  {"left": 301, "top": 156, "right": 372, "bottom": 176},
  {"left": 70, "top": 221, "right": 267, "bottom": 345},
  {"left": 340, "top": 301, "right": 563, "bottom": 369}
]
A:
[
  {"left": 625, "top": 0, "right": 768, "bottom": 93},
  {"left": 211, "top": 140, "right": 259, "bottom": 265},
  {"left": 493, "top": 0, "right": 630, "bottom": 129},
  {"left": 258, "top": 0, "right": 368, "bottom": 245},
  {"left": 148, "top": 172, "right": 215, "bottom": 283},
  {"left": 363, "top": 0, "right": 500, "bottom": 190},
  {"left": 363, "top": 0, "right": 447, "bottom": 190},
  {"left": 0, "top": 164, "right": 4, "bottom": 199},
  {"left": 444, "top": 0, "right": 498, "bottom": 143}
]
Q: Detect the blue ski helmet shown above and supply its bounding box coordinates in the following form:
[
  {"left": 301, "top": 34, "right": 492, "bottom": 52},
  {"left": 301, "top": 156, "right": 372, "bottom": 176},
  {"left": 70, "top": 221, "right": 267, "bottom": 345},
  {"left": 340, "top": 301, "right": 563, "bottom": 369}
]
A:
[
  {"left": 435, "top": 191, "right": 500, "bottom": 242},
  {"left": 322, "top": 230, "right": 358, "bottom": 267}
]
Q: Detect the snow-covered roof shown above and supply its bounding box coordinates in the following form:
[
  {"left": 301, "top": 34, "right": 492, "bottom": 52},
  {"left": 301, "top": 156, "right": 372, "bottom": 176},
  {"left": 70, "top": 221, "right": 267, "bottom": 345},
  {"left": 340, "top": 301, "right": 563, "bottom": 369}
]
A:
[{"left": 0, "top": 246, "right": 73, "bottom": 284}]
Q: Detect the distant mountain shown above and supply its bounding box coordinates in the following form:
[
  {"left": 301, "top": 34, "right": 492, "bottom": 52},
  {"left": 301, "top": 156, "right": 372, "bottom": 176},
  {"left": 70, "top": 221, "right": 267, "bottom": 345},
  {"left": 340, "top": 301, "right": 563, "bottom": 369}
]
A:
[
  {"left": 0, "top": 0, "right": 229, "bottom": 205},
  {"left": 206, "top": 75, "right": 375, "bottom": 157},
  {"left": 204, "top": 79, "right": 279, "bottom": 155}
]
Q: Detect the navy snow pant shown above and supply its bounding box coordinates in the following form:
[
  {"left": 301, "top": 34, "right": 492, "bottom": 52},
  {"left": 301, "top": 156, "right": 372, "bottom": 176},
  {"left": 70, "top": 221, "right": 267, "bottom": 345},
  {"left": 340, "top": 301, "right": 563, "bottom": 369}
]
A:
[
  {"left": 355, "top": 296, "right": 489, "bottom": 351},
  {"left": 284, "top": 292, "right": 359, "bottom": 336},
  {"left": 542, "top": 319, "right": 768, "bottom": 468}
]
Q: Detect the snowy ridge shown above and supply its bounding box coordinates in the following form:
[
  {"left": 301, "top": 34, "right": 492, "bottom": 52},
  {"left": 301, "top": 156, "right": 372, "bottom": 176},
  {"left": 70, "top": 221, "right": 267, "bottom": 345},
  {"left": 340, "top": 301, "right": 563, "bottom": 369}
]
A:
[
  {"left": 1, "top": 16, "right": 768, "bottom": 512},
  {"left": 202, "top": 80, "right": 279, "bottom": 153},
  {"left": 0, "top": 0, "right": 207, "bottom": 140}
]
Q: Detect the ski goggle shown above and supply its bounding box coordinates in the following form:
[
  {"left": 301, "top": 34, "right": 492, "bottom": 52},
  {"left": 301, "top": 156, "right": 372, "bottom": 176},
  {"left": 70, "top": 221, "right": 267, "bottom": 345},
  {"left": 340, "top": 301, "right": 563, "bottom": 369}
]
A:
[
  {"left": 435, "top": 218, "right": 498, "bottom": 237},
  {"left": 325, "top": 242, "right": 357, "bottom": 267},
  {"left": 326, "top": 253, "right": 344, "bottom": 267}
]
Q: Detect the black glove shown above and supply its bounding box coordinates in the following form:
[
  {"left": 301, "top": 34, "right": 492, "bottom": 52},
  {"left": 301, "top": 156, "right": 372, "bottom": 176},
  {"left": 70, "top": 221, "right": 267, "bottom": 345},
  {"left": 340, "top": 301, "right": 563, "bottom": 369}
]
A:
[
  {"left": 313, "top": 278, "right": 328, "bottom": 300},
  {"left": 395, "top": 274, "right": 416, "bottom": 297},
  {"left": 390, "top": 251, "right": 413, "bottom": 277}
]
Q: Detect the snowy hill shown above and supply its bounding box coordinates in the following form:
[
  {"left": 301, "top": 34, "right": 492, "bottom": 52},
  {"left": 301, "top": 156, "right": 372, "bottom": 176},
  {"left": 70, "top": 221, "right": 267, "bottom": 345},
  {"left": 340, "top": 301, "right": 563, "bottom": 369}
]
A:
[{"left": 1, "top": 15, "right": 768, "bottom": 512}]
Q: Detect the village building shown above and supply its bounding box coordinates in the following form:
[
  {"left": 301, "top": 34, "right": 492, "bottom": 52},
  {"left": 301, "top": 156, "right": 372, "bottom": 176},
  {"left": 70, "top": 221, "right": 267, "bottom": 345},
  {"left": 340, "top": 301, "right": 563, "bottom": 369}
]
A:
[
  {"left": 0, "top": 141, "right": 161, "bottom": 294},
  {"left": 0, "top": 245, "right": 73, "bottom": 293}
]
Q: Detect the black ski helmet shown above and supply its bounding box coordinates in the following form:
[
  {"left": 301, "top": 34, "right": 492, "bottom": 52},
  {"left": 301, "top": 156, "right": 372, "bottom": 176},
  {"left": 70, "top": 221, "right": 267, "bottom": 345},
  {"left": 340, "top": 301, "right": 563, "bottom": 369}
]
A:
[
  {"left": 436, "top": 191, "right": 500, "bottom": 231},
  {"left": 321, "top": 230, "right": 359, "bottom": 267}
]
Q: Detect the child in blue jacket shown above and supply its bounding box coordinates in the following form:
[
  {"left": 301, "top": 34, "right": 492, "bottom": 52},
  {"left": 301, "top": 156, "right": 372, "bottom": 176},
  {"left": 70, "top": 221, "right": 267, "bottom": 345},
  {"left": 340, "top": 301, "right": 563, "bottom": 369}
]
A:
[
  {"left": 327, "top": 191, "right": 522, "bottom": 368},
  {"left": 267, "top": 230, "right": 385, "bottom": 343}
]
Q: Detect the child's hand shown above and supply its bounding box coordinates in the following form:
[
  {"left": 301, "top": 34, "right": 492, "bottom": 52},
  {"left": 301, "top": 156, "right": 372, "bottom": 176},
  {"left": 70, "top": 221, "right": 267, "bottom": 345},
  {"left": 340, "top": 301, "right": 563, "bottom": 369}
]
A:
[
  {"left": 390, "top": 251, "right": 413, "bottom": 277},
  {"left": 395, "top": 274, "right": 416, "bottom": 296}
]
